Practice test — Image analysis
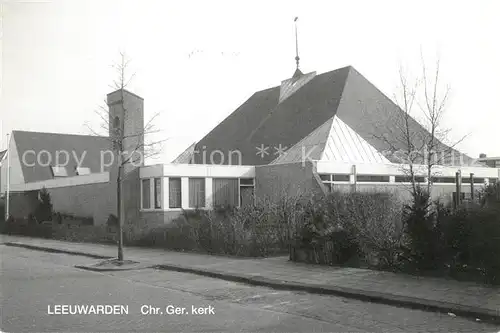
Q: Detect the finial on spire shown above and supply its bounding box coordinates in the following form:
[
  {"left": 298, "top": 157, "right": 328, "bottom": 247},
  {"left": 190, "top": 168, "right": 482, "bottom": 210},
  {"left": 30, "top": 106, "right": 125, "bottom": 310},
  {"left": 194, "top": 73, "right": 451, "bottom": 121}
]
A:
[{"left": 294, "top": 17, "right": 300, "bottom": 70}]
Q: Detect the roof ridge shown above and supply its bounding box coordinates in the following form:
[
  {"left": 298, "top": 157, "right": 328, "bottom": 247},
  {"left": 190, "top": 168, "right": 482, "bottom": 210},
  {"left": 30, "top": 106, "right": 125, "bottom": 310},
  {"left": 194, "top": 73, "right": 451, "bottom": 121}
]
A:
[
  {"left": 106, "top": 88, "right": 144, "bottom": 100},
  {"left": 270, "top": 116, "right": 336, "bottom": 164},
  {"left": 13, "top": 130, "right": 108, "bottom": 138}
]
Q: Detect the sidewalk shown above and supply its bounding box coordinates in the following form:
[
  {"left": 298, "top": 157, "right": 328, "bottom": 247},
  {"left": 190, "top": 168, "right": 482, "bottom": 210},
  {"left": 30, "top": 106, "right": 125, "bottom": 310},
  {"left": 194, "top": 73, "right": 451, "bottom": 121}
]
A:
[{"left": 2, "top": 235, "right": 499, "bottom": 323}]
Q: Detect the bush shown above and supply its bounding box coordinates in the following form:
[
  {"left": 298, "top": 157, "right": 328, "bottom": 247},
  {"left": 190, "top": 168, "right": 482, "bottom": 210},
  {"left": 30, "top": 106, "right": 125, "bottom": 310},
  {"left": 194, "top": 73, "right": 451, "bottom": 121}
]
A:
[
  {"left": 1, "top": 217, "right": 53, "bottom": 238},
  {"left": 289, "top": 192, "right": 405, "bottom": 269},
  {"left": 0, "top": 199, "right": 5, "bottom": 223},
  {"left": 35, "top": 187, "right": 53, "bottom": 223},
  {"left": 326, "top": 192, "right": 404, "bottom": 268},
  {"left": 401, "top": 186, "right": 441, "bottom": 271},
  {"left": 134, "top": 196, "right": 304, "bottom": 257},
  {"left": 438, "top": 201, "right": 500, "bottom": 284}
]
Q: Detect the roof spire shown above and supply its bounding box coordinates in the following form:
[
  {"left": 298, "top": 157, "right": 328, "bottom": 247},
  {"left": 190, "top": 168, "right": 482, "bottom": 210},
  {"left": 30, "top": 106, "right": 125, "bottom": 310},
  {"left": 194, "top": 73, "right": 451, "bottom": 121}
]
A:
[
  {"left": 294, "top": 17, "right": 300, "bottom": 70},
  {"left": 292, "top": 17, "right": 303, "bottom": 79}
]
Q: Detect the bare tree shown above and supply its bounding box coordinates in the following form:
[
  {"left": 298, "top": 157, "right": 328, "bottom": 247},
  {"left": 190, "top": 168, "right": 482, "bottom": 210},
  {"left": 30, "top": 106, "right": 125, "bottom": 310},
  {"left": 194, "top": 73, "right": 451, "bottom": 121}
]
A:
[
  {"left": 374, "top": 54, "right": 468, "bottom": 195},
  {"left": 417, "top": 54, "right": 468, "bottom": 193},
  {"left": 86, "top": 52, "right": 166, "bottom": 261}
]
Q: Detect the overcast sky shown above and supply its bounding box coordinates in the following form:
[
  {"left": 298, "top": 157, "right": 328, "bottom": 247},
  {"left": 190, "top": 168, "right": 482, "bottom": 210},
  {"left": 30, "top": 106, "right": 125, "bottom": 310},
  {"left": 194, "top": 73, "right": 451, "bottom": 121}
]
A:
[{"left": 1, "top": 0, "right": 499, "bottom": 162}]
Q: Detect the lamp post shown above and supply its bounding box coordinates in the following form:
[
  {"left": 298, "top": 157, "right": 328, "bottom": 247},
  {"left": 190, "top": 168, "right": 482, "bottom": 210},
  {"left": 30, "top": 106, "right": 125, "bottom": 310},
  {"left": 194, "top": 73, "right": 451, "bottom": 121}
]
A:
[{"left": 5, "top": 133, "right": 10, "bottom": 221}]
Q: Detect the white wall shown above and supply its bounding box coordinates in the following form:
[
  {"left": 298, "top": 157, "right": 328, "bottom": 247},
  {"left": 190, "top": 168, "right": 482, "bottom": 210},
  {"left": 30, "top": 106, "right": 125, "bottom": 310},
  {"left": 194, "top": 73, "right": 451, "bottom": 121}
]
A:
[
  {"left": 0, "top": 134, "right": 25, "bottom": 193},
  {"left": 9, "top": 172, "right": 109, "bottom": 192},
  {"left": 316, "top": 161, "right": 500, "bottom": 179},
  {"left": 140, "top": 163, "right": 255, "bottom": 178}
]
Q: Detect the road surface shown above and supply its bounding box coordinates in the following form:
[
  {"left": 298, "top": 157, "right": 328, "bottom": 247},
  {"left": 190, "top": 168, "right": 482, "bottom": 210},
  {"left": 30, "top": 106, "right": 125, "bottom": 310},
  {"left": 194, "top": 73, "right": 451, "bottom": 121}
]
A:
[{"left": 1, "top": 245, "right": 498, "bottom": 332}]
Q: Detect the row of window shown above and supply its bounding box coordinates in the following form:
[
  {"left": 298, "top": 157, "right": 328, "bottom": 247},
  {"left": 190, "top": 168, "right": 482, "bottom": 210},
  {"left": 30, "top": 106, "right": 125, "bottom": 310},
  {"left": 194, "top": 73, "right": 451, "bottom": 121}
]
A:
[
  {"left": 141, "top": 177, "right": 255, "bottom": 210},
  {"left": 50, "top": 166, "right": 91, "bottom": 177},
  {"left": 319, "top": 174, "right": 495, "bottom": 184}
]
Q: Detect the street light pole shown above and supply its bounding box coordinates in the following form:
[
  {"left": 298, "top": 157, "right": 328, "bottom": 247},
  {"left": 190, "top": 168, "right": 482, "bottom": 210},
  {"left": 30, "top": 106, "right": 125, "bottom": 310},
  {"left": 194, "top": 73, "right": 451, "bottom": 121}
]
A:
[{"left": 5, "top": 133, "right": 10, "bottom": 221}]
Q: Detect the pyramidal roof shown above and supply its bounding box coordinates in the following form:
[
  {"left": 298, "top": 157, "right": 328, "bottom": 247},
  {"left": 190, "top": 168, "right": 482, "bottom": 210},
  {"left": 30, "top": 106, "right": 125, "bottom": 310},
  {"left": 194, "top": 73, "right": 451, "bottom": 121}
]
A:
[
  {"left": 272, "top": 116, "right": 391, "bottom": 164},
  {"left": 191, "top": 65, "right": 471, "bottom": 166}
]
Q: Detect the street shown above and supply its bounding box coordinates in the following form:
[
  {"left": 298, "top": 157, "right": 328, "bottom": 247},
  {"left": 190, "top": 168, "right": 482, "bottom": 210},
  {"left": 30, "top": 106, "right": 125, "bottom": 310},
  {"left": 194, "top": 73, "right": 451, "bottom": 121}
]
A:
[{"left": 1, "top": 245, "right": 499, "bottom": 333}]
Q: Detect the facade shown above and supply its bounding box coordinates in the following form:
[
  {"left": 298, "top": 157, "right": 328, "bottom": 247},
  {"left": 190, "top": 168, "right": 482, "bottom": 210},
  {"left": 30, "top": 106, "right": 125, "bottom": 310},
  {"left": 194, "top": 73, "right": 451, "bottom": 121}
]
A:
[
  {"left": 1, "top": 65, "right": 499, "bottom": 232},
  {"left": 0, "top": 149, "right": 6, "bottom": 197},
  {"left": 477, "top": 155, "right": 500, "bottom": 168}
]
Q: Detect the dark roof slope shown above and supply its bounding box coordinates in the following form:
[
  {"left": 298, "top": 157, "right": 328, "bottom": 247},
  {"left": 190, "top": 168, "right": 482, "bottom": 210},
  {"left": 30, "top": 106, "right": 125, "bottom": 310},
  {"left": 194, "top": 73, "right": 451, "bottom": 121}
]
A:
[
  {"left": 171, "top": 142, "right": 196, "bottom": 164},
  {"left": 0, "top": 150, "right": 6, "bottom": 162},
  {"left": 193, "top": 65, "right": 471, "bottom": 166},
  {"left": 13, "top": 131, "right": 111, "bottom": 183},
  {"left": 336, "top": 68, "right": 473, "bottom": 165},
  {"left": 193, "top": 66, "right": 351, "bottom": 165}
]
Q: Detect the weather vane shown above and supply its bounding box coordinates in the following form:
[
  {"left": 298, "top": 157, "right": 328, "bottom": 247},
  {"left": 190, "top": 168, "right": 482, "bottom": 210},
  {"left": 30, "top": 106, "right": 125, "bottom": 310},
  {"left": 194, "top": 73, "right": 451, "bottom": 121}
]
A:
[{"left": 294, "top": 17, "right": 300, "bottom": 69}]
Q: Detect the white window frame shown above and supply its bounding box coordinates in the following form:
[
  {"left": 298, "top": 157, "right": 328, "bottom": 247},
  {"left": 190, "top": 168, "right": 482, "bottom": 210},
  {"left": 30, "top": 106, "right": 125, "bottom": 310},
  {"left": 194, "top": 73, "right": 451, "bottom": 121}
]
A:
[
  {"left": 140, "top": 176, "right": 256, "bottom": 212},
  {"left": 75, "top": 167, "right": 91, "bottom": 176},
  {"left": 140, "top": 178, "right": 152, "bottom": 211},
  {"left": 239, "top": 177, "right": 255, "bottom": 207},
  {"left": 153, "top": 177, "right": 162, "bottom": 209},
  {"left": 51, "top": 166, "right": 68, "bottom": 177},
  {"left": 166, "top": 177, "right": 183, "bottom": 210},
  {"left": 188, "top": 177, "right": 206, "bottom": 209}
]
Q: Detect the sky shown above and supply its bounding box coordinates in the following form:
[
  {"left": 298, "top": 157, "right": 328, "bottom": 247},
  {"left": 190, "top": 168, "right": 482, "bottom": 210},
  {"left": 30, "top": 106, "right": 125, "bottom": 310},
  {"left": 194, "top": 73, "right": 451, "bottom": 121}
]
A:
[{"left": 1, "top": 0, "right": 499, "bottom": 163}]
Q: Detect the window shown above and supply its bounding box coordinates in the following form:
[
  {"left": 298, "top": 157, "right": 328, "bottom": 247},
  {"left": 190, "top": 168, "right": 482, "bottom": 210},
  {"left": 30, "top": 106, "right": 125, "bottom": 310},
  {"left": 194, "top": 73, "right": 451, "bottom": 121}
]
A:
[
  {"left": 395, "top": 176, "right": 426, "bottom": 183},
  {"left": 319, "top": 174, "right": 331, "bottom": 181},
  {"left": 356, "top": 175, "right": 390, "bottom": 182},
  {"left": 142, "top": 179, "right": 151, "bottom": 209},
  {"left": 486, "top": 161, "right": 496, "bottom": 168},
  {"left": 113, "top": 116, "right": 120, "bottom": 129},
  {"left": 189, "top": 178, "right": 205, "bottom": 208},
  {"left": 323, "top": 182, "right": 332, "bottom": 192},
  {"left": 51, "top": 166, "right": 68, "bottom": 177},
  {"left": 239, "top": 178, "right": 255, "bottom": 186},
  {"left": 319, "top": 174, "right": 350, "bottom": 182},
  {"left": 332, "top": 174, "right": 350, "bottom": 182},
  {"left": 432, "top": 177, "right": 456, "bottom": 184},
  {"left": 169, "top": 178, "right": 182, "bottom": 208},
  {"left": 154, "top": 178, "right": 162, "bottom": 209},
  {"left": 240, "top": 187, "right": 254, "bottom": 207},
  {"left": 462, "top": 177, "right": 485, "bottom": 184},
  {"left": 240, "top": 178, "right": 255, "bottom": 207},
  {"left": 75, "top": 167, "right": 91, "bottom": 176},
  {"left": 213, "top": 178, "right": 239, "bottom": 208}
]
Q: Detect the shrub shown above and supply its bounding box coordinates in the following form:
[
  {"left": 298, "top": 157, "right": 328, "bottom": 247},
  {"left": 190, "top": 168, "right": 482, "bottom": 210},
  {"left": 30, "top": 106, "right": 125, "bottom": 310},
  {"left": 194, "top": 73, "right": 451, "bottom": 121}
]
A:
[
  {"left": 54, "top": 212, "right": 63, "bottom": 225},
  {"left": 134, "top": 195, "right": 304, "bottom": 257},
  {"left": 321, "top": 192, "right": 404, "bottom": 269},
  {"left": 0, "top": 199, "right": 5, "bottom": 223},
  {"left": 34, "top": 187, "right": 53, "bottom": 223},
  {"left": 438, "top": 201, "right": 500, "bottom": 284},
  {"left": 106, "top": 214, "right": 118, "bottom": 228},
  {"left": 401, "top": 186, "right": 440, "bottom": 271},
  {"left": 479, "top": 182, "right": 500, "bottom": 207},
  {"left": 1, "top": 217, "right": 53, "bottom": 238}
]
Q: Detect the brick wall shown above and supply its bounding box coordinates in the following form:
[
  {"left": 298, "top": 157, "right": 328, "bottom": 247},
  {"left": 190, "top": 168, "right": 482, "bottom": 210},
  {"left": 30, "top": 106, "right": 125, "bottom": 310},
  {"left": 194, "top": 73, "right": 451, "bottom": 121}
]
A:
[
  {"left": 8, "top": 191, "right": 39, "bottom": 218},
  {"left": 255, "top": 161, "right": 324, "bottom": 202},
  {"left": 107, "top": 90, "right": 145, "bottom": 174},
  {"left": 46, "top": 181, "right": 116, "bottom": 226}
]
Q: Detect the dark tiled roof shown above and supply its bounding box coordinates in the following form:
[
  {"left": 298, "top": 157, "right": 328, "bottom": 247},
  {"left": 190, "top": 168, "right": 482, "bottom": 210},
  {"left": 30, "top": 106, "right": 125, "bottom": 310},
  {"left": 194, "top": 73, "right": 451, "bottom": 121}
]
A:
[
  {"left": 192, "top": 65, "right": 472, "bottom": 166},
  {"left": 0, "top": 150, "right": 6, "bottom": 162},
  {"left": 12, "top": 131, "right": 112, "bottom": 183},
  {"left": 292, "top": 68, "right": 303, "bottom": 78},
  {"left": 336, "top": 67, "right": 473, "bottom": 165},
  {"left": 193, "top": 66, "right": 351, "bottom": 165},
  {"left": 171, "top": 142, "right": 196, "bottom": 163}
]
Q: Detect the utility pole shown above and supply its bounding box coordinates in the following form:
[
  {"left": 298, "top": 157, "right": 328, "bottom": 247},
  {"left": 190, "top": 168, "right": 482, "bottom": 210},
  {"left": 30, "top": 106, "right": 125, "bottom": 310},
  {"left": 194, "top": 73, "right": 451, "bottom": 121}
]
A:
[
  {"left": 455, "top": 170, "right": 462, "bottom": 208},
  {"left": 469, "top": 173, "right": 474, "bottom": 201},
  {"left": 5, "top": 133, "right": 10, "bottom": 220}
]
